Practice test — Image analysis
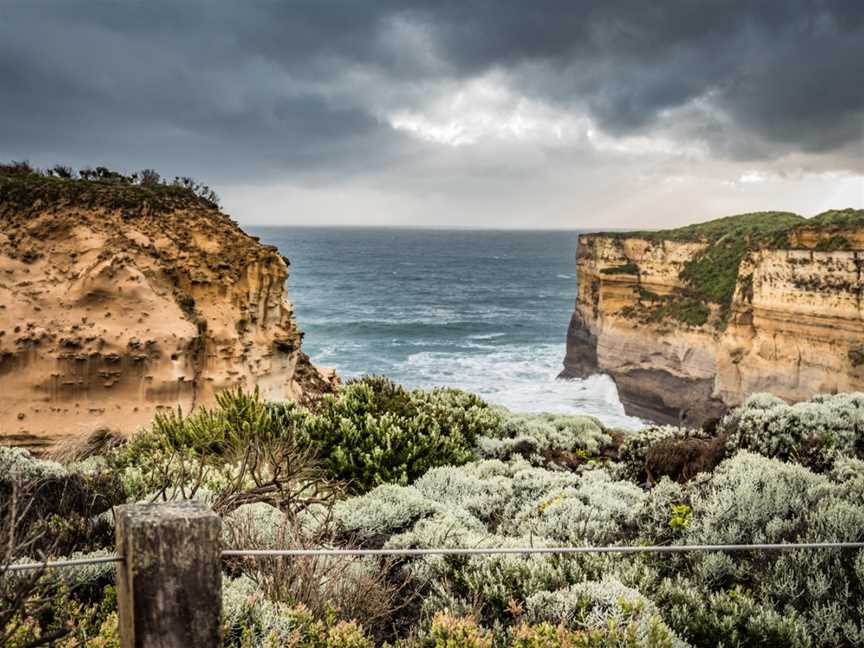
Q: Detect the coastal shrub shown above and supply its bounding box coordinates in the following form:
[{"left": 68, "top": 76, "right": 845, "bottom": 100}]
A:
[
  {"left": 424, "top": 613, "right": 493, "bottom": 648},
  {"left": 510, "top": 469, "right": 646, "bottom": 545},
  {"left": 414, "top": 463, "right": 515, "bottom": 527},
  {"left": 424, "top": 613, "right": 682, "bottom": 648},
  {"left": 344, "top": 462, "right": 648, "bottom": 622},
  {"left": 651, "top": 576, "right": 811, "bottom": 648},
  {"left": 686, "top": 451, "right": 828, "bottom": 553},
  {"left": 410, "top": 385, "right": 503, "bottom": 442},
  {"left": 0, "top": 449, "right": 123, "bottom": 556},
  {"left": 222, "top": 576, "right": 374, "bottom": 648},
  {"left": 525, "top": 579, "right": 682, "bottom": 646},
  {"left": 2, "top": 580, "right": 119, "bottom": 648},
  {"left": 720, "top": 392, "right": 864, "bottom": 470},
  {"left": 437, "top": 542, "right": 580, "bottom": 618},
  {"left": 476, "top": 413, "right": 613, "bottom": 466},
  {"left": 2, "top": 545, "right": 117, "bottom": 647},
  {"left": 0, "top": 446, "right": 67, "bottom": 480},
  {"left": 333, "top": 484, "right": 440, "bottom": 542},
  {"left": 615, "top": 426, "right": 713, "bottom": 483},
  {"left": 222, "top": 502, "right": 410, "bottom": 644},
  {"left": 636, "top": 478, "right": 689, "bottom": 544},
  {"left": 324, "top": 437, "right": 864, "bottom": 646},
  {"left": 831, "top": 456, "right": 864, "bottom": 482},
  {"left": 0, "top": 161, "right": 222, "bottom": 212},
  {"left": 680, "top": 452, "right": 864, "bottom": 644},
  {"left": 146, "top": 386, "right": 300, "bottom": 455},
  {"left": 113, "top": 377, "right": 501, "bottom": 503},
  {"left": 12, "top": 380, "right": 864, "bottom": 647},
  {"left": 110, "top": 388, "right": 332, "bottom": 515},
  {"left": 0, "top": 160, "right": 36, "bottom": 176},
  {"left": 506, "top": 463, "right": 582, "bottom": 507},
  {"left": 297, "top": 377, "right": 501, "bottom": 493},
  {"left": 222, "top": 502, "right": 286, "bottom": 549}
]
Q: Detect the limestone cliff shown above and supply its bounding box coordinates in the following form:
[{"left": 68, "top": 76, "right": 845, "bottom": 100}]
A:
[
  {"left": 0, "top": 171, "right": 337, "bottom": 449},
  {"left": 562, "top": 210, "right": 864, "bottom": 426}
]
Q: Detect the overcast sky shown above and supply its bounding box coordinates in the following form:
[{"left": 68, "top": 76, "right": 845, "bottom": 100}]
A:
[{"left": 1, "top": 1, "right": 862, "bottom": 228}]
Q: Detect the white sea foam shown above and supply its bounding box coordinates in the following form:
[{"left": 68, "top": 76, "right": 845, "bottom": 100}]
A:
[
  {"left": 467, "top": 332, "right": 507, "bottom": 340},
  {"left": 396, "top": 343, "right": 644, "bottom": 430}
]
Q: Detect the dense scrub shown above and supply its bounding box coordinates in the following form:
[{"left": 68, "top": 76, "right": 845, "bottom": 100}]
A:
[
  {"left": 2, "top": 382, "right": 863, "bottom": 647},
  {"left": 0, "top": 160, "right": 220, "bottom": 217}
]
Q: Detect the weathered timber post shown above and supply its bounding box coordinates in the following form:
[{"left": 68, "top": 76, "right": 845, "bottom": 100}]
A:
[{"left": 115, "top": 501, "right": 222, "bottom": 648}]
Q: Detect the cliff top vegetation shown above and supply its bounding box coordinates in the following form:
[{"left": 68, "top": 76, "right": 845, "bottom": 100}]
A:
[
  {"left": 0, "top": 160, "right": 220, "bottom": 217},
  {"left": 599, "top": 208, "right": 863, "bottom": 246},
  {"left": 595, "top": 209, "right": 863, "bottom": 326},
  {"left": 623, "top": 210, "right": 805, "bottom": 245},
  {"left": 806, "top": 208, "right": 864, "bottom": 228}
]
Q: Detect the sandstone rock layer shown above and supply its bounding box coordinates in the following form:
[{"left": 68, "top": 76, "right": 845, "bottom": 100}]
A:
[
  {"left": 562, "top": 212, "right": 864, "bottom": 426},
  {"left": 0, "top": 176, "right": 335, "bottom": 449}
]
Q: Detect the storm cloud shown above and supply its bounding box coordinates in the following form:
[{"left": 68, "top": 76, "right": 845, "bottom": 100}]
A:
[{"left": 0, "top": 1, "right": 861, "bottom": 226}]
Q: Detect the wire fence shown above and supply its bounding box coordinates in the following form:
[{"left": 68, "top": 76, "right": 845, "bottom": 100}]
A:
[
  {"left": 3, "top": 555, "right": 123, "bottom": 574},
  {"left": 6, "top": 540, "right": 864, "bottom": 573},
  {"left": 220, "top": 541, "right": 864, "bottom": 558}
]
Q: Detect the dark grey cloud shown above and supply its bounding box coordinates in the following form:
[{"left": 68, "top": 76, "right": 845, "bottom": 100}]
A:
[{"left": 0, "top": 0, "right": 861, "bottom": 182}]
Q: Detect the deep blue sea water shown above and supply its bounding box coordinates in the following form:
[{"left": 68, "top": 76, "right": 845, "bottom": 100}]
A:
[{"left": 250, "top": 227, "right": 642, "bottom": 429}]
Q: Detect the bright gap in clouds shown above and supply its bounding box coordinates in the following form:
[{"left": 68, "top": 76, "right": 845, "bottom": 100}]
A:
[
  {"left": 225, "top": 75, "right": 860, "bottom": 229},
  {"left": 384, "top": 73, "right": 708, "bottom": 159}
]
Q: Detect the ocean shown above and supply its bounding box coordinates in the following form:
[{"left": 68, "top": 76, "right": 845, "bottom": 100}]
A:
[{"left": 250, "top": 227, "right": 643, "bottom": 430}]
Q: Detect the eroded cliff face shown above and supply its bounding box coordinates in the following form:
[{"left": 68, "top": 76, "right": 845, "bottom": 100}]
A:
[
  {"left": 0, "top": 177, "right": 336, "bottom": 449},
  {"left": 562, "top": 213, "right": 864, "bottom": 426}
]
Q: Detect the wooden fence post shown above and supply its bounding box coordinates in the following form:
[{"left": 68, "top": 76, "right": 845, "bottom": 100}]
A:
[{"left": 114, "top": 501, "right": 222, "bottom": 647}]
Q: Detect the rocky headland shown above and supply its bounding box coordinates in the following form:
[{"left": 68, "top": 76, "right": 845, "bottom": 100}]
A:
[
  {"left": 562, "top": 209, "right": 864, "bottom": 426},
  {"left": 0, "top": 168, "right": 336, "bottom": 450}
]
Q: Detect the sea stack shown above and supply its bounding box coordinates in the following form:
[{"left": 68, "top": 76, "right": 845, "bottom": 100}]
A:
[
  {"left": 562, "top": 210, "right": 864, "bottom": 426},
  {"left": 0, "top": 170, "right": 337, "bottom": 450}
]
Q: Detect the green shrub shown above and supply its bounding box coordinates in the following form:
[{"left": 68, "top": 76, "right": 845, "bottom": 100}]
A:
[
  {"left": 3, "top": 583, "right": 118, "bottom": 648},
  {"left": 525, "top": 579, "right": 682, "bottom": 646},
  {"left": 622, "top": 295, "right": 711, "bottom": 328},
  {"left": 0, "top": 449, "right": 124, "bottom": 555},
  {"left": 721, "top": 392, "right": 864, "bottom": 471},
  {"left": 476, "top": 413, "right": 613, "bottom": 466},
  {"left": 109, "top": 387, "right": 330, "bottom": 514},
  {"left": 510, "top": 470, "right": 646, "bottom": 545},
  {"left": 112, "top": 379, "right": 499, "bottom": 503},
  {"left": 297, "top": 377, "right": 501, "bottom": 493},
  {"left": 651, "top": 576, "right": 811, "bottom": 648},
  {"left": 424, "top": 614, "right": 681, "bottom": 648},
  {"left": 680, "top": 451, "right": 864, "bottom": 644},
  {"left": 0, "top": 447, "right": 66, "bottom": 480},
  {"left": 658, "top": 298, "right": 710, "bottom": 327},
  {"left": 222, "top": 576, "right": 374, "bottom": 648},
  {"left": 147, "top": 386, "right": 302, "bottom": 455},
  {"left": 334, "top": 484, "right": 441, "bottom": 543}
]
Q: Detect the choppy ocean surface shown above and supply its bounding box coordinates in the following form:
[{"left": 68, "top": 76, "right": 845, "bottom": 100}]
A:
[{"left": 250, "top": 227, "right": 643, "bottom": 430}]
